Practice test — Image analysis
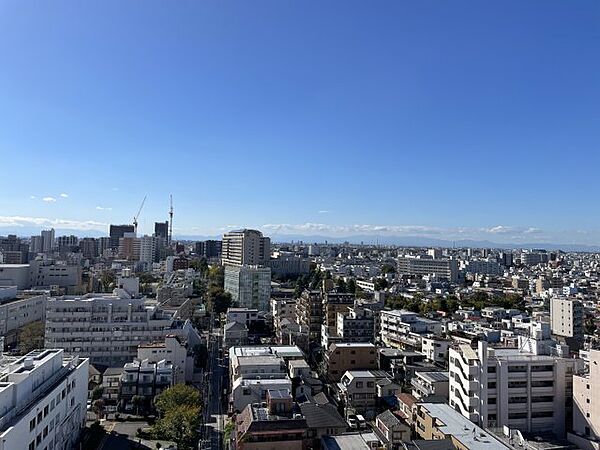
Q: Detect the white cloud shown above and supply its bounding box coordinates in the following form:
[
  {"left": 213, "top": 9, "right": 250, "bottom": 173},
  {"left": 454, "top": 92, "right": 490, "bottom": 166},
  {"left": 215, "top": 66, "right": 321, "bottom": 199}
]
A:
[
  {"left": 95, "top": 206, "right": 112, "bottom": 211},
  {"left": 60, "top": 193, "right": 68, "bottom": 198},
  {"left": 0, "top": 215, "right": 107, "bottom": 232},
  {"left": 42, "top": 197, "right": 57, "bottom": 203},
  {"left": 30, "top": 195, "right": 36, "bottom": 200},
  {"left": 318, "top": 210, "right": 330, "bottom": 214}
]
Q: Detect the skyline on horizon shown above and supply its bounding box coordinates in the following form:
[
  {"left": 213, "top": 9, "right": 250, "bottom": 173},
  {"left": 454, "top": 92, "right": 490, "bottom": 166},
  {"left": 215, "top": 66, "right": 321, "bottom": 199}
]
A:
[{"left": 1, "top": 2, "right": 599, "bottom": 245}]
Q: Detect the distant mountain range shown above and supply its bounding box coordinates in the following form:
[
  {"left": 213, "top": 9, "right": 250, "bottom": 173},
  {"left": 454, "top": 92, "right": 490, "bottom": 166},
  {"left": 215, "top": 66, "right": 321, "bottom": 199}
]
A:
[{"left": 2, "top": 226, "right": 599, "bottom": 252}]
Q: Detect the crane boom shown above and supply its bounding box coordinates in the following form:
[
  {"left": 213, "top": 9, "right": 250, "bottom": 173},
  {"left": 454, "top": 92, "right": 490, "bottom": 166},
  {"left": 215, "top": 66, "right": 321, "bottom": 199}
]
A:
[
  {"left": 168, "top": 194, "right": 173, "bottom": 245},
  {"left": 133, "top": 195, "right": 147, "bottom": 234}
]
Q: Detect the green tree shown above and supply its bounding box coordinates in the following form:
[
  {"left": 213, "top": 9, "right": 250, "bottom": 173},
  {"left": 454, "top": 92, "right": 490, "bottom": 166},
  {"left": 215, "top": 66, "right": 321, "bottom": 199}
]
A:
[
  {"left": 374, "top": 278, "right": 388, "bottom": 291},
  {"left": 155, "top": 405, "right": 201, "bottom": 450},
  {"left": 154, "top": 384, "right": 202, "bottom": 417},
  {"left": 347, "top": 279, "right": 356, "bottom": 294},
  {"left": 91, "top": 386, "right": 104, "bottom": 401},
  {"left": 336, "top": 278, "right": 347, "bottom": 293},
  {"left": 207, "top": 287, "right": 232, "bottom": 314},
  {"left": 17, "top": 321, "right": 45, "bottom": 354},
  {"left": 100, "top": 270, "right": 116, "bottom": 292},
  {"left": 381, "top": 263, "right": 396, "bottom": 274},
  {"left": 132, "top": 395, "right": 145, "bottom": 416}
]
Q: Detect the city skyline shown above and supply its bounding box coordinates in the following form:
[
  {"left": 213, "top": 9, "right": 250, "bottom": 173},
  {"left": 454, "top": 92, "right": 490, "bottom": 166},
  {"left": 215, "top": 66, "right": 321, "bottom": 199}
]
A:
[{"left": 1, "top": 2, "right": 599, "bottom": 244}]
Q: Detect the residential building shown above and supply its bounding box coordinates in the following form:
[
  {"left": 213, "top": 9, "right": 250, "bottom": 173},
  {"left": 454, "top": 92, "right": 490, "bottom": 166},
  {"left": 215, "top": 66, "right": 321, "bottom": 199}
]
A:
[
  {"left": 414, "top": 402, "right": 510, "bottom": 450},
  {"left": 397, "top": 256, "right": 458, "bottom": 282},
  {"left": 119, "top": 359, "right": 173, "bottom": 411},
  {"left": 0, "top": 349, "right": 89, "bottom": 450},
  {"left": 45, "top": 292, "right": 177, "bottom": 366},
  {"left": 448, "top": 322, "right": 581, "bottom": 437},
  {"left": 80, "top": 237, "right": 98, "bottom": 259},
  {"left": 374, "top": 409, "right": 411, "bottom": 449},
  {"left": 154, "top": 221, "right": 169, "bottom": 240},
  {"left": 324, "top": 343, "right": 378, "bottom": 382},
  {"left": 195, "top": 240, "right": 222, "bottom": 259},
  {"left": 137, "top": 334, "right": 195, "bottom": 384},
  {"left": 0, "top": 292, "right": 46, "bottom": 347},
  {"left": 139, "top": 235, "right": 158, "bottom": 263},
  {"left": 411, "top": 371, "right": 449, "bottom": 401},
  {"left": 41, "top": 228, "right": 55, "bottom": 253},
  {"left": 421, "top": 335, "right": 451, "bottom": 367},
  {"left": 296, "top": 290, "right": 323, "bottom": 345},
  {"left": 380, "top": 310, "right": 442, "bottom": 350},
  {"left": 224, "top": 265, "right": 272, "bottom": 311},
  {"left": 222, "top": 229, "right": 270, "bottom": 266},
  {"left": 550, "top": 296, "right": 584, "bottom": 343}
]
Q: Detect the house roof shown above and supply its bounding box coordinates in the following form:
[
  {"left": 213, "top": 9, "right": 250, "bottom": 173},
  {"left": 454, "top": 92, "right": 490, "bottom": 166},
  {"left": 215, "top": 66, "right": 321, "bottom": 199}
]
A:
[{"left": 300, "top": 402, "right": 346, "bottom": 429}]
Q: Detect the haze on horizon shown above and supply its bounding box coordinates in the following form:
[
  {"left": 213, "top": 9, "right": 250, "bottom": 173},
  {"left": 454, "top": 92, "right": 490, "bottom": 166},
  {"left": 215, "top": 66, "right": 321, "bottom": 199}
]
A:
[{"left": 1, "top": 1, "right": 599, "bottom": 245}]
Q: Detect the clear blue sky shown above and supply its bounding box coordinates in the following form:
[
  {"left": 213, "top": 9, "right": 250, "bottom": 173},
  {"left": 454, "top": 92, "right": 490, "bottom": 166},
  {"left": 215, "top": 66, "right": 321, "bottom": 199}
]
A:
[{"left": 0, "top": 1, "right": 599, "bottom": 244}]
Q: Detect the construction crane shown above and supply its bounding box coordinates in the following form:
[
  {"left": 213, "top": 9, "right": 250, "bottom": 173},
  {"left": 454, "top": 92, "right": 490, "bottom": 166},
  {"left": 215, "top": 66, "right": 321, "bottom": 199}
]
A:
[
  {"left": 133, "top": 195, "right": 147, "bottom": 234},
  {"left": 168, "top": 194, "right": 173, "bottom": 245}
]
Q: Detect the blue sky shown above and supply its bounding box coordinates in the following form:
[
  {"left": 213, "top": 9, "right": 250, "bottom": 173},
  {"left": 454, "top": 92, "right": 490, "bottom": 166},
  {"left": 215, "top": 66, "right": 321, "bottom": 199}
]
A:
[{"left": 0, "top": 1, "right": 599, "bottom": 244}]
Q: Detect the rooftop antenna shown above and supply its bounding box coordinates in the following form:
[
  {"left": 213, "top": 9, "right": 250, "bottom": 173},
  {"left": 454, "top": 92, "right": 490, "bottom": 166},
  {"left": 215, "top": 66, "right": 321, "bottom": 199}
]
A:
[
  {"left": 133, "top": 195, "right": 147, "bottom": 235},
  {"left": 168, "top": 194, "right": 173, "bottom": 245}
]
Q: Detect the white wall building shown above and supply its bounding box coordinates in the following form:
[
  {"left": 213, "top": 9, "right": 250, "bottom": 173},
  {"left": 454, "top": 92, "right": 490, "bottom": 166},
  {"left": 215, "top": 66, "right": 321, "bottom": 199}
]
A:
[
  {"left": 0, "top": 349, "right": 88, "bottom": 450},
  {"left": 550, "top": 296, "right": 584, "bottom": 341},
  {"left": 448, "top": 322, "right": 581, "bottom": 437}
]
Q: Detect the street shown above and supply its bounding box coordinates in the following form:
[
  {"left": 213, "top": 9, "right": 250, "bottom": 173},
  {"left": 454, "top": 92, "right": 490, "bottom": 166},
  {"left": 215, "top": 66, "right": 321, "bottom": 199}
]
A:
[{"left": 200, "top": 316, "right": 228, "bottom": 450}]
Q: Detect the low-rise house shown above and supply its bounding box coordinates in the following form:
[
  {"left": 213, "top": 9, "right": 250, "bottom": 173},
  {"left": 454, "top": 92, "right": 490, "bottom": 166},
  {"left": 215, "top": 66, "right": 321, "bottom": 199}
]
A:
[
  {"left": 411, "top": 371, "right": 449, "bottom": 401},
  {"left": 375, "top": 409, "right": 411, "bottom": 449}
]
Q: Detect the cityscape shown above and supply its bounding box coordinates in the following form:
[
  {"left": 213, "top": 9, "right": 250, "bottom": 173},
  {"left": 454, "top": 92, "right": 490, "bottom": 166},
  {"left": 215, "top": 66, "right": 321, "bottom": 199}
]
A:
[{"left": 1, "top": 2, "right": 600, "bottom": 450}]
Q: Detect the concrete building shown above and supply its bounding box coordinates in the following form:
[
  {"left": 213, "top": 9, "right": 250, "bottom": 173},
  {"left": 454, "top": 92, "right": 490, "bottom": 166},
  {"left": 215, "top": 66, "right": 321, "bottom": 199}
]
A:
[
  {"left": 324, "top": 343, "right": 378, "bottom": 382},
  {"left": 571, "top": 349, "right": 600, "bottom": 449},
  {"left": 195, "top": 240, "right": 222, "bottom": 259},
  {"left": 29, "top": 259, "right": 81, "bottom": 290},
  {"left": 380, "top": 310, "right": 442, "bottom": 349},
  {"left": 411, "top": 371, "right": 449, "bottom": 401},
  {"left": 550, "top": 296, "right": 584, "bottom": 342},
  {"left": 397, "top": 256, "right": 458, "bottom": 283},
  {"left": 0, "top": 292, "right": 46, "bottom": 348},
  {"left": 80, "top": 237, "right": 98, "bottom": 259},
  {"left": 154, "top": 221, "right": 169, "bottom": 240},
  {"left": 420, "top": 335, "right": 451, "bottom": 366},
  {"left": 45, "top": 292, "right": 177, "bottom": 366},
  {"left": 137, "top": 334, "right": 195, "bottom": 384},
  {"left": 109, "top": 224, "right": 135, "bottom": 249},
  {"left": 0, "top": 349, "right": 89, "bottom": 450},
  {"left": 267, "top": 255, "right": 310, "bottom": 277},
  {"left": 224, "top": 265, "right": 272, "bottom": 312},
  {"left": 119, "top": 359, "right": 173, "bottom": 411},
  {"left": 448, "top": 322, "right": 580, "bottom": 437},
  {"left": 41, "top": 228, "right": 55, "bottom": 253},
  {"left": 0, "top": 264, "right": 30, "bottom": 289},
  {"left": 222, "top": 229, "right": 270, "bottom": 266},
  {"left": 414, "top": 402, "right": 510, "bottom": 450},
  {"left": 139, "top": 235, "right": 158, "bottom": 263},
  {"left": 296, "top": 290, "right": 323, "bottom": 345}
]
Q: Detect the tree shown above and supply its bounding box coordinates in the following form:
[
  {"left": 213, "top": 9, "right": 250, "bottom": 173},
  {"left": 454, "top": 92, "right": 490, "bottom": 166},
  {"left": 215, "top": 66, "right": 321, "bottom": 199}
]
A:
[
  {"left": 381, "top": 263, "right": 396, "bottom": 275},
  {"left": 336, "top": 278, "right": 347, "bottom": 293},
  {"left": 155, "top": 405, "right": 201, "bottom": 450},
  {"left": 100, "top": 270, "right": 116, "bottom": 292},
  {"left": 154, "top": 384, "right": 202, "bottom": 417},
  {"left": 92, "top": 399, "right": 106, "bottom": 419},
  {"left": 132, "top": 395, "right": 145, "bottom": 416},
  {"left": 91, "top": 386, "right": 104, "bottom": 401},
  {"left": 207, "top": 287, "right": 232, "bottom": 314},
  {"left": 374, "top": 278, "right": 388, "bottom": 291},
  {"left": 347, "top": 278, "right": 356, "bottom": 294},
  {"left": 17, "top": 321, "right": 45, "bottom": 354}
]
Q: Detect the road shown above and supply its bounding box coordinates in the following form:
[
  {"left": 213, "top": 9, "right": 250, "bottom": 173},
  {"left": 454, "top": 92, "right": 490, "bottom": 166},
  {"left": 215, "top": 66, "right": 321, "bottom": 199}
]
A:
[{"left": 200, "top": 316, "right": 228, "bottom": 450}]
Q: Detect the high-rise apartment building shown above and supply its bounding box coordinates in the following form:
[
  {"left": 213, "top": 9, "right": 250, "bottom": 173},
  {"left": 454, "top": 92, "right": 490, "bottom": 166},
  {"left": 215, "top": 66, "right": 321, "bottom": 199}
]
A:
[
  {"left": 397, "top": 256, "right": 458, "bottom": 282},
  {"left": 41, "top": 228, "right": 55, "bottom": 253},
  {"left": 139, "top": 235, "right": 158, "bottom": 263},
  {"left": 222, "top": 229, "right": 270, "bottom": 266},
  {"left": 224, "top": 265, "right": 271, "bottom": 311},
  {"left": 448, "top": 322, "right": 581, "bottom": 437},
  {"left": 29, "top": 235, "right": 43, "bottom": 254},
  {"left": 80, "top": 237, "right": 98, "bottom": 259},
  {"left": 550, "top": 296, "right": 584, "bottom": 343},
  {"left": 57, "top": 235, "right": 78, "bottom": 253},
  {"left": 0, "top": 349, "right": 89, "bottom": 450}
]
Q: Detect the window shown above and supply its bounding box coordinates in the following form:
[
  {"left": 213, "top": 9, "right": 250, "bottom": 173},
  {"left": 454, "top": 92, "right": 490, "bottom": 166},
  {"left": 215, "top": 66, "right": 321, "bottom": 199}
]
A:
[{"left": 30, "top": 418, "right": 36, "bottom": 431}]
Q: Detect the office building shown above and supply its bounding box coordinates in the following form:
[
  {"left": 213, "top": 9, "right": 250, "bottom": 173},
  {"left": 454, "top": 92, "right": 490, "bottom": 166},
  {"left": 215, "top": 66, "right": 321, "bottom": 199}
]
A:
[
  {"left": 0, "top": 349, "right": 89, "bottom": 450},
  {"left": 221, "top": 229, "right": 270, "bottom": 266},
  {"left": 29, "top": 235, "right": 43, "bottom": 254},
  {"left": 80, "top": 237, "right": 98, "bottom": 259},
  {"left": 224, "top": 265, "right": 271, "bottom": 311},
  {"left": 109, "top": 224, "right": 135, "bottom": 249},
  {"left": 154, "top": 221, "right": 169, "bottom": 240},
  {"left": 40, "top": 228, "right": 55, "bottom": 253},
  {"left": 0, "top": 292, "right": 46, "bottom": 347},
  {"left": 56, "top": 235, "right": 78, "bottom": 253},
  {"left": 195, "top": 240, "right": 222, "bottom": 259}
]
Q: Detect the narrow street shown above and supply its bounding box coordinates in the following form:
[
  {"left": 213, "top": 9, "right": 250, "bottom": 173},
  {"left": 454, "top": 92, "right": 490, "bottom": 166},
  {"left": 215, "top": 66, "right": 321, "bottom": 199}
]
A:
[{"left": 200, "top": 316, "right": 228, "bottom": 450}]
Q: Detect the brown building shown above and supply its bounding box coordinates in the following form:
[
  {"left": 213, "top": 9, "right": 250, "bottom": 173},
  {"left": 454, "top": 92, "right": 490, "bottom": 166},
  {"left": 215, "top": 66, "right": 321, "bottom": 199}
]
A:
[
  {"left": 324, "top": 343, "right": 377, "bottom": 382},
  {"left": 235, "top": 389, "right": 308, "bottom": 450},
  {"left": 296, "top": 290, "right": 323, "bottom": 344},
  {"left": 324, "top": 292, "right": 355, "bottom": 330}
]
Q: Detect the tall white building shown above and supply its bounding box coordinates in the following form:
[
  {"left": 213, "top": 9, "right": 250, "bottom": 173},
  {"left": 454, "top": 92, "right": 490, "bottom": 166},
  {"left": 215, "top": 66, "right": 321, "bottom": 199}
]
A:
[
  {"left": 224, "top": 265, "right": 271, "bottom": 312},
  {"left": 448, "top": 322, "right": 581, "bottom": 437},
  {"left": 139, "top": 235, "right": 158, "bottom": 263},
  {"left": 397, "top": 256, "right": 458, "bottom": 282},
  {"left": 45, "top": 292, "right": 177, "bottom": 366},
  {"left": 221, "top": 229, "right": 270, "bottom": 267},
  {"left": 0, "top": 293, "right": 46, "bottom": 347},
  {"left": 0, "top": 349, "right": 89, "bottom": 450},
  {"left": 40, "top": 229, "right": 55, "bottom": 253},
  {"left": 550, "top": 296, "right": 584, "bottom": 342},
  {"left": 29, "top": 236, "right": 43, "bottom": 254},
  {"left": 571, "top": 349, "right": 600, "bottom": 448}
]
